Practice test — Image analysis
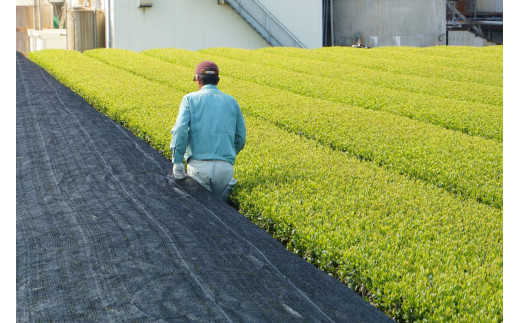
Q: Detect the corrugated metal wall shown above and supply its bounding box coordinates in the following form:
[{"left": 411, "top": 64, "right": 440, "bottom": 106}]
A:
[
  {"left": 477, "top": 0, "right": 503, "bottom": 12},
  {"left": 458, "top": 0, "right": 503, "bottom": 15},
  {"left": 332, "top": 0, "right": 446, "bottom": 47},
  {"left": 66, "top": 9, "right": 105, "bottom": 52}
]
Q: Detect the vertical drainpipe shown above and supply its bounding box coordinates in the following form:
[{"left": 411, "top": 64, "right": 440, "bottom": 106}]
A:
[
  {"left": 322, "top": 0, "right": 326, "bottom": 46},
  {"left": 106, "top": 0, "right": 111, "bottom": 48},
  {"left": 330, "top": 0, "right": 334, "bottom": 46},
  {"left": 34, "top": 0, "right": 42, "bottom": 30},
  {"left": 38, "top": 0, "right": 42, "bottom": 30},
  {"left": 33, "top": 0, "right": 38, "bottom": 30},
  {"left": 323, "top": 0, "right": 330, "bottom": 46},
  {"left": 105, "top": 0, "right": 113, "bottom": 48}
]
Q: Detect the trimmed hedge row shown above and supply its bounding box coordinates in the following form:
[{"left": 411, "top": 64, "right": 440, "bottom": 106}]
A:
[
  {"left": 29, "top": 49, "right": 179, "bottom": 156},
  {"left": 137, "top": 48, "right": 502, "bottom": 208},
  {"left": 200, "top": 47, "right": 502, "bottom": 107},
  {"left": 145, "top": 47, "right": 502, "bottom": 142},
  {"left": 233, "top": 117, "right": 502, "bottom": 323},
  {"left": 29, "top": 48, "right": 503, "bottom": 322},
  {"left": 329, "top": 45, "right": 503, "bottom": 75},
  {"left": 260, "top": 46, "right": 503, "bottom": 87}
]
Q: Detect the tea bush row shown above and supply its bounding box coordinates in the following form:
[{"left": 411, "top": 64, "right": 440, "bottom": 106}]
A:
[
  {"left": 200, "top": 47, "right": 502, "bottom": 107},
  {"left": 332, "top": 45, "right": 503, "bottom": 75},
  {"left": 136, "top": 48, "right": 502, "bottom": 208},
  {"left": 29, "top": 49, "right": 179, "bottom": 156},
  {"left": 148, "top": 48, "right": 502, "bottom": 142},
  {"left": 29, "top": 49, "right": 503, "bottom": 322},
  {"left": 260, "top": 46, "right": 503, "bottom": 87}
]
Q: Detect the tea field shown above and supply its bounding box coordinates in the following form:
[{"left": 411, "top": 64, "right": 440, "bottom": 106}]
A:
[{"left": 29, "top": 45, "right": 502, "bottom": 322}]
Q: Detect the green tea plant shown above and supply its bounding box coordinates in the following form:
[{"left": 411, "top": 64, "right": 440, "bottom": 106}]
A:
[
  {"left": 234, "top": 117, "right": 502, "bottom": 323},
  {"left": 260, "top": 46, "right": 503, "bottom": 87},
  {"left": 29, "top": 47, "right": 503, "bottom": 322},
  {"left": 371, "top": 45, "right": 503, "bottom": 74},
  {"left": 146, "top": 48, "right": 502, "bottom": 142},
  {"left": 29, "top": 49, "right": 180, "bottom": 156},
  {"left": 200, "top": 47, "right": 502, "bottom": 107},
  {"left": 141, "top": 48, "right": 503, "bottom": 208}
]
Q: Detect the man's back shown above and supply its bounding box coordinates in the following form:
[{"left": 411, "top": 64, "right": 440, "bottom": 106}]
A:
[{"left": 171, "top": 84, "right": 246, "bottom": 165}]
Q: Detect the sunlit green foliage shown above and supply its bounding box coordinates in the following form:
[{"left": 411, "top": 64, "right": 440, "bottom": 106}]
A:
[
  {"left": 159, "top": 47, "right": 502, "bottom": 142},
  {"left": 29, "top": 46, "right": 503, "bottom": 322},
  {"left": 141, "top": 48, "right": 503, "bottom": 208},
  {"left": 202, "top": 46, "right": 502, "bottom": 107}
]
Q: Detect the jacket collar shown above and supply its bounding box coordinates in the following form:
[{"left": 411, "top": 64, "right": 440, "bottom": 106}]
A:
[{"left": 201, "top": 84, "right": 218, "bottom": 91}]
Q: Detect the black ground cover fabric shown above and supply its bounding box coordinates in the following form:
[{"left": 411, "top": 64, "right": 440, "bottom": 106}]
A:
[{"left": 16, "top": 52, "right": 393, "bottom": 322}]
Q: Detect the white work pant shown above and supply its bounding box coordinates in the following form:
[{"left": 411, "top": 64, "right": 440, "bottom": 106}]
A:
[{"left": 187, "top": 159, "right": 236, "bottom": 201}]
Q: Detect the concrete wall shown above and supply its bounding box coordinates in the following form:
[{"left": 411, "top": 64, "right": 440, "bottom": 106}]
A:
[
  {"left": 110, "top": 0, "right": 269, "bottom": 52},
  {"left": 447, "top": 30, "right": 498, "bottom": 46},
  {"left": 258, "top": 0, "right": 322, "bottom": 48},
  {"left": 332, "top": 0, "right": 446, "bottom": 47}
]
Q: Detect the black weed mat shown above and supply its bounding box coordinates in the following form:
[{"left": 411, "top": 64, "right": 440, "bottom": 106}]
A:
[{"left": 16, "top": 52, "right": 393, "bottom": 322}]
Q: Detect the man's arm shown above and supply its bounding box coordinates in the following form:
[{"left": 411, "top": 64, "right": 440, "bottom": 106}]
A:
[
  {"left": 234, "top": 105, "right": 246, "bottom": 155},
  {"left": 170, "top": 96, "right": 191, "bottom": 163}
]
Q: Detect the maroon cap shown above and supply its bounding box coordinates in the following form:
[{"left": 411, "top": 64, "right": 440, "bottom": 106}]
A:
[{"left": 195, "top": 61, "right": 219, "bottom": 75}]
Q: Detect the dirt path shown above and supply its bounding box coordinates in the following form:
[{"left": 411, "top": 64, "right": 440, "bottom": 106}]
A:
[{"left": 16, "top": 52, "right": 392, "bottom": 322}]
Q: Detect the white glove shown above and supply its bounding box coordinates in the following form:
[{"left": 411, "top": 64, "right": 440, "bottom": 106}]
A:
[{"left": 173, "top": 163, "right": 186, "bottom": 179}]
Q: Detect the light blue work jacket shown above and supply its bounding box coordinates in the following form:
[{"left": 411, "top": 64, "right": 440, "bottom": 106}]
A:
[{"left": 170, "top": 84, "right": 246, "bottom": 165}]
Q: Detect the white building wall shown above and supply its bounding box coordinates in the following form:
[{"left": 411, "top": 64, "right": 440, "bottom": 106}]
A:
[
  {"left": 257, "top": 0, "right": 322, "bottom": 48},
  {"left": 111, "top": 0, "right": 269, "bottom": 52}
]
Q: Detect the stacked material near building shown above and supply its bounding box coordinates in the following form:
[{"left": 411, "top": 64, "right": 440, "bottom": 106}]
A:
[
  {"left": 66, "top": 7, "right": 105, "bottom": 52},
  {"left": 16, "top": 0, "right": 54, "bottom": 55}
]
